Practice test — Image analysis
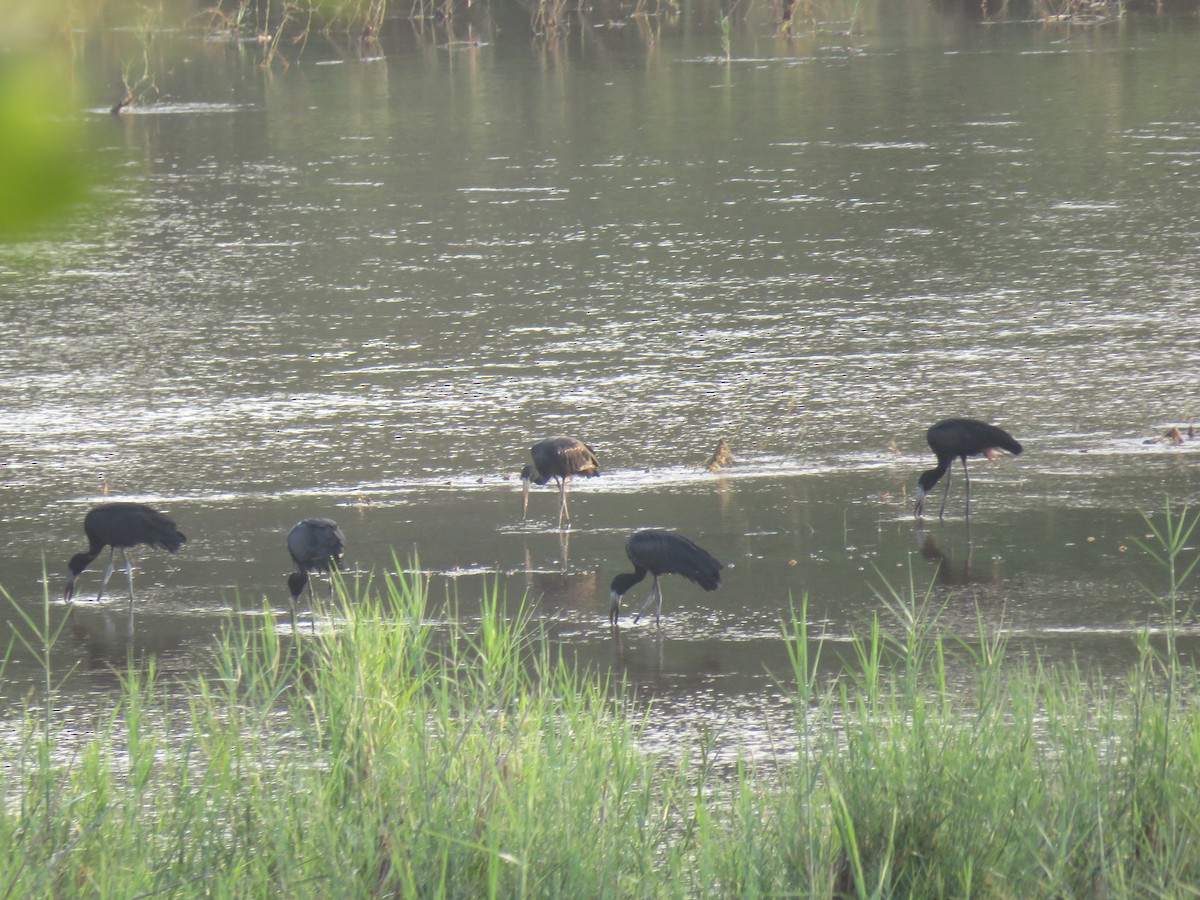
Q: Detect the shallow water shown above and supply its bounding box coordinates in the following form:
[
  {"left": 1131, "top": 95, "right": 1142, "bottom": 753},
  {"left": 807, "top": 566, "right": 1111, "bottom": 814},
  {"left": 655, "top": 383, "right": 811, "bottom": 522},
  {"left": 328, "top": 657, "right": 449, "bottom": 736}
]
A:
[{"left": 2, "top": 2, "right": 1199, "bottom": 758}]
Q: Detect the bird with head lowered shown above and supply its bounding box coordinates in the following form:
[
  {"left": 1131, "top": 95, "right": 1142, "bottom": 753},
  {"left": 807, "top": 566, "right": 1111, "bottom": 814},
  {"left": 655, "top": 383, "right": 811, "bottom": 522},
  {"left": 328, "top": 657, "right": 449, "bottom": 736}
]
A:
[
  {"left": 286, "top": 517, "right": 346, "bottom": 607},
  {"left": 521, "top": 436, "right": 600, "bottom": 527},
  {"left": 915, "top": 418, "right": 1023, "bottom": 520},
  {"left": 63, "top": 502, "right": 187, "bottom": 605},
  {"left": 609, "top": 529, "right": 723, "bottom": 627}
]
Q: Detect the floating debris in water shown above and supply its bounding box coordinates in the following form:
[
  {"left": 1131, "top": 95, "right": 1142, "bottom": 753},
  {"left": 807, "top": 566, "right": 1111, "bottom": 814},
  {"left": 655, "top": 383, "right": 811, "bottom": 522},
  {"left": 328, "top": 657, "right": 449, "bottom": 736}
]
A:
[
  {"left": 1144, "top": 425, "right": 1193, "bottom": 445},
  {"left": 704, "top": 438, "right": 735, "bottom": 472}
]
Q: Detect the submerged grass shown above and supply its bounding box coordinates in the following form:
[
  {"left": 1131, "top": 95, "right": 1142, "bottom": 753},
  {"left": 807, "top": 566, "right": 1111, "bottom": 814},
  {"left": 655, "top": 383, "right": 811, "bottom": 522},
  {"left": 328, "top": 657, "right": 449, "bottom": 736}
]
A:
[{"left": 2, "top": 505, "right": 1200, "bottom": 897}]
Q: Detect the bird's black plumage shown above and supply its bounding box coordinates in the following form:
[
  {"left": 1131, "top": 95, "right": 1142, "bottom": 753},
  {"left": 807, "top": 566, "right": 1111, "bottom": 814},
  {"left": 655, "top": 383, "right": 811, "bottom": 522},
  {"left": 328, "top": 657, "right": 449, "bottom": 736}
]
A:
[
  {"left": 915, "top": 418, "right": 1023, "bottom": 520},
  {"left": 609, "top": 529, "right": 723, "bottom": 626},
  {"left": 286, "top": 517, "right": 346, "bottom": 604},
  {"left": 521, "top": 436, "right": 600, "bottom": 526},
  {"left": 63, "top": 502, "right": 187, "bottom": 604}
]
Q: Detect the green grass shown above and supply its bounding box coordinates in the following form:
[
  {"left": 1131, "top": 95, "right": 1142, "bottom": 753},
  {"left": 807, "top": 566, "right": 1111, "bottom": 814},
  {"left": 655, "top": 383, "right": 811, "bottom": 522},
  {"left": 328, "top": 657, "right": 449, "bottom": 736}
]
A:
[{"left": 2, "top": 507, "right": 1200, "bottom": 897}]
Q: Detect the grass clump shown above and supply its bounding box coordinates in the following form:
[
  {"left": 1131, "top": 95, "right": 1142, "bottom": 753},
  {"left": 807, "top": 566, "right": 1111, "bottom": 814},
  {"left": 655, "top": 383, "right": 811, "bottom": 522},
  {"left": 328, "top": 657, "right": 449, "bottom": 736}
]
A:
[
  {"left": 0, "top": 573, "right": 672, "bottom": 897},
  {"left": 1, "top": 504, "right": 1200, "bottom": 897}
]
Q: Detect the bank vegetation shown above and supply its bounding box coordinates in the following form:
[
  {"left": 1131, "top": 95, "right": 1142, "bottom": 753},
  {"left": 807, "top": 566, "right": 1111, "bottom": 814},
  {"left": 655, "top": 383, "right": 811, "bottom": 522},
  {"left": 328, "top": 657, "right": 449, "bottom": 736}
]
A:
[{"left": 1, "top": 506, "right": 1199, "bottom": 896}]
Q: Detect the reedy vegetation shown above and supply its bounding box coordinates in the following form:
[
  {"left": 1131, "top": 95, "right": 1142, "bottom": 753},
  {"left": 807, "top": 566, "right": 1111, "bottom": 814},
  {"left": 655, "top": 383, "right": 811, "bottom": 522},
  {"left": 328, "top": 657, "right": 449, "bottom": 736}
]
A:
[{"left": 1, "top": 506, "right": 1199, "bottom": 896}]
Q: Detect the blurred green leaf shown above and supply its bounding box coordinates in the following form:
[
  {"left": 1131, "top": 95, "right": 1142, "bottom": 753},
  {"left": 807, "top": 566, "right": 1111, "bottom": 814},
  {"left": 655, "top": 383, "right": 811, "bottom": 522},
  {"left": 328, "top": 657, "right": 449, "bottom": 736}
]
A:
[{"left": 0, "top": 55, "right": 91, "bottom": 239}]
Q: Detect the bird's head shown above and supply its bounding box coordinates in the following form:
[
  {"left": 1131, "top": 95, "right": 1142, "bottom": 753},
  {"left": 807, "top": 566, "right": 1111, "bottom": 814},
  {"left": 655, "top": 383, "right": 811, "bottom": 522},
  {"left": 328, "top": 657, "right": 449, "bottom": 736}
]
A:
[
  {"left": 287, "top": 571, "right": 309, "bottom": 603},
  {"left": 608, "top": 582, "right": 626, "bottom": 625},
  {"left": 913, "top": 469, "right": 942, "bottom": 517},
  {"left": 520, "top": 463, "right": 539, "bottom": 520},
  {"left": 62, "top": 553, "right": 92, "bottom": 602},
  {"left": 608, "top": 589, "right": 620, "bottom": 625},
  {"left": 609, "top": 572, "right": 641, "bottom": 599},
  {"left": 521, "top": 462, "right": 552, "bottom": 486}
]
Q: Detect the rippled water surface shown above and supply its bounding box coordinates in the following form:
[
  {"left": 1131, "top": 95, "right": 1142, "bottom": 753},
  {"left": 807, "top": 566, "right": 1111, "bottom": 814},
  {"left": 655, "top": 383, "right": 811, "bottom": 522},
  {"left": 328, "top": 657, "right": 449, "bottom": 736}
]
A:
[{"left": 2, "top": 4, "right": 1200, "bottom": 755}]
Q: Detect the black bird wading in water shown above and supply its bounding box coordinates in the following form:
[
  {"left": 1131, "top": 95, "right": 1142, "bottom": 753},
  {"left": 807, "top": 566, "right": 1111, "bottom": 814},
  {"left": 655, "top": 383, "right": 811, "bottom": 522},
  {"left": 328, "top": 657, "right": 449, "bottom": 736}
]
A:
[
  {"left": 915, "top": 418, "right": 1024, "bottom": 521},
  {"left": 63, "top": 502, "right": 187, "bottom": 604},
  {"left": 521, "top": 437, "right": 601, "bottom": 527},
  {"left": 286, "top": 518, "right": 346, "bottom": 607},
  {"left": 609, "top": 529, "right": 723, "bottom": 626}
]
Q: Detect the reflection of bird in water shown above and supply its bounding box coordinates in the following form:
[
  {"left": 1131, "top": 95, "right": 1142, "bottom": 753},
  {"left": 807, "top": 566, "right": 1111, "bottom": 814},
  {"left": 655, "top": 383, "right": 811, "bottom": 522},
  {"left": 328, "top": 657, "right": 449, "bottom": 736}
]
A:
[
  {"left": 916, "top": 528, "right": 974, "bottom": 586},
  {"left": 521, "top": 526, "right": 573, "bottom": 578},
  {"left": 521, "top": 437, "right": 601, "bottom": 527},
  {"left": 915, "top": 418, "right": 1023, "bottom": 521},
  {"left": 703, "top": 438, "right": 734, "bottom": 472},
  {"left": 608, "top": 617, "right": 666, "bottom": 678},
  {"left": 68, "top": 605, "right": 133, "bottom": 670},
  {"left": 523, "top": 569, "right": 601, "bottom": 613},
  {"left": 287, "top": 518, "right": 346, "bottom": 610},
  {"left": 64, "top": 502, "right": 187, "bottom": 605},
  {"left": 609, "top": 530, "right": 723, "bottom": 626}
]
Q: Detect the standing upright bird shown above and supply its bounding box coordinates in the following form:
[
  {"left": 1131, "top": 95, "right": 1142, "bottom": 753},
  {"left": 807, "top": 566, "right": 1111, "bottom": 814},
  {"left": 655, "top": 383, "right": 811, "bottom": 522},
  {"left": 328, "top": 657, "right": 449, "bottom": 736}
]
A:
[
  {"left": 286, "top": 517, "right": 346, "bottom": 606},
  {"left": 915, "top": 418, "right": 1024, "bottom": 520},
  {"left": 63, "top": 502, "right": 187, "bottom": 604},
  {"left": 609, "top": 529, "right": 723, "bottom": 626},
  {"left": 521, "top": 437, "right": 601, "bottom": 527}
]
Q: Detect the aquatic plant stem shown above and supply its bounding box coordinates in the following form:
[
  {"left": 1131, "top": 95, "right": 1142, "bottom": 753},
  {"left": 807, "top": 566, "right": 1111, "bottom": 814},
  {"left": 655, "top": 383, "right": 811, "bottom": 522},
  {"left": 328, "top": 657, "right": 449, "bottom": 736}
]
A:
[{"left": 1133, "top": 500, "right": 1200, "bottom": 782}]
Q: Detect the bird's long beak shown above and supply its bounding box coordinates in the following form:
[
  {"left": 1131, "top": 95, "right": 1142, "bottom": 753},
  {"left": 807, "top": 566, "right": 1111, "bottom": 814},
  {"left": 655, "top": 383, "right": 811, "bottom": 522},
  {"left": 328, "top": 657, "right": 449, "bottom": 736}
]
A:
[
  {"left": 608, "top": 589, "right": 621, "bottom": 625},
  {"left": 63, "top": 574, "right": 77, "bottom": 604},
  {"left": 522, "top": 479, "right": 530, "bottom": 521},
  {"left": 914, "top": 487, "right": 927, "bottom": 518}
]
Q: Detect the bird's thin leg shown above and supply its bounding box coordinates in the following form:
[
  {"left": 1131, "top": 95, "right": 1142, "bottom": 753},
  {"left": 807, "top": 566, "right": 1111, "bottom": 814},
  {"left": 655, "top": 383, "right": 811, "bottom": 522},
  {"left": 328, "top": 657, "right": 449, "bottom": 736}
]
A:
[
  {"left": 123, "top": 549, "right": 137, "bottom": 606},
  {"left": 96, "top": 547, "right": 118, "bottom": 601},
  {"left": 557, "top": 477, "right": 570, "bottom": 528},
  {"left": 961, "top": 458, "right": 972, "bottom": 519},
  {"left": 122, "top": 550, "right": 137, "bottom": 632},
  {"left": 937, "top": 465, "right": 953, "bottom": 521},
  {"left": 635, "top": 576, "right": 661, "bottom": 624},
  {"left": 655, "top": 580, "right": 664, "bottom": 626}
]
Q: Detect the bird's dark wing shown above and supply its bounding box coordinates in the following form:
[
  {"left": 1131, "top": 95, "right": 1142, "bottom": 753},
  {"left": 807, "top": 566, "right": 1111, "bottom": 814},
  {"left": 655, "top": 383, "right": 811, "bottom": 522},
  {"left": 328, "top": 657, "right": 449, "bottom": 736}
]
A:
[
  {"left": 86, "top": 502, "right": 186, "bottom": 552},
  {"left": 928, "top": 419, "right": 1023, "bottom": 459},
  {"left": 288, "top": 518, "right": 346, "bottom": 569},
  {"left": 626, "top": 530, "right": 722, "bottom": 591},
  {"left": 532, "top": 437, "right": 601, "bottom": 479},
  {"left": 558, "top": 440, "right": 601, "bottom": 478},
  {"left": 985, "top": 425, "right": 1023, "bottom": 457}
]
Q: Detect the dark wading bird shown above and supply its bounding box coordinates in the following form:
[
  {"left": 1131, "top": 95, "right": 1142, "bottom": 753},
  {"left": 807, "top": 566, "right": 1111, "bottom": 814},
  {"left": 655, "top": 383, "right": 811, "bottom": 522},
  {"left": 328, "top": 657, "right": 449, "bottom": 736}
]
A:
[
  {"left": 915, "top": 418, "right": 1024, "bottom": 521},
  {"left": 63, "top": 502, "right": 187, "bottom": 605},
  {"left": 609, "top": 529, "right": 723, "bottom": 626},
  {"left": 521, "top": 437, "right": 601, "bottom": 527},
  {"left": 286, "top": 518, "right": 346, "bottom": 608}
]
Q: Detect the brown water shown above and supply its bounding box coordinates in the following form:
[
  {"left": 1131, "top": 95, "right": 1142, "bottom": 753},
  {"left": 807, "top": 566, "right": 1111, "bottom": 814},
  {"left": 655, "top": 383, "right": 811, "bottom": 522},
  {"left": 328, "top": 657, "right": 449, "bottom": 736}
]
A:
[{"left": 2, "top": 2, "right": 1199, "bottom": 757}]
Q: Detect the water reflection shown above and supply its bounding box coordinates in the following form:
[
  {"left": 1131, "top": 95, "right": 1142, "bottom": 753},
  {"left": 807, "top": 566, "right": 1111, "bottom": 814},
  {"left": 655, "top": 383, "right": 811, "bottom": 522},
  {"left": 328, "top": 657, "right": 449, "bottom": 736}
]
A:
[
  {"left": 66, "top": 606, "right": 135, "bottom": 670},
  {"left": 63, "top": 601, "right": 230, "bottom": 678},
  {"left": 609, "top": 626, "right": 666, "bottom": 680},
  {"left": 522, "top": 565, "right": 601, "bottom": 616},
  {"left": 521, "top": 527, "right": 574, "bottom": 576},
  {"left": 916, "top": 526, "right": 975, "bottom": 587}
]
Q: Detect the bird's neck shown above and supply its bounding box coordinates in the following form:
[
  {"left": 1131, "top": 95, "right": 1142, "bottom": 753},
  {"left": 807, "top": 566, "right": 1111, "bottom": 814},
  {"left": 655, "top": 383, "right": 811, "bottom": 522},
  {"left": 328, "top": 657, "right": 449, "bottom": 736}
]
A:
[
  {"left": 69, "top": 550, "right": 99, "bottom": 575},
  {"left": 614, "top": 568, "right": 647, "bottom": 595},
  {"left": 919, "top": 460, "right": 950, "bottom": 491}
]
